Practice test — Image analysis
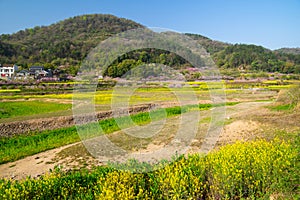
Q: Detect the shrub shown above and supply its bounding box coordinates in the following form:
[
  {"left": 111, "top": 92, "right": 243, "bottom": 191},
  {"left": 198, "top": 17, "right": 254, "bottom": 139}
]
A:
[{"left": 0, "top": 139, "right": 298, "bottom": 199}]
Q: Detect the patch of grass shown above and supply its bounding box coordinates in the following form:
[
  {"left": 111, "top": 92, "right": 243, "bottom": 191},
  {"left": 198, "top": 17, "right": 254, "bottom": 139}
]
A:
[
  {"left": 0, "top": 127, "right": 79, "bottom": 164},
  {"left": 0, "top": 109, "right": 73, "bottom": 124},
  {"left": 95, "top": 105, "right": 208, "bottom": 134},
  {"left": 254, "top": 99, "right": 274, "bottom": 102},
  {"left": 200, "top": 117, "right": 211, "bottom": 123},
  {"left": 0, "top": 89, "right": 21, "bottom": 93},
  {"left": 269, "top": 84, "right": 300, "bottom": 112},
  {"left": 268, "top": 104, "right": 295, "bottom": 111},
  {"left": 259, "top": 126, "right": 299, "bottom": 142},
  {"left": 267, "top": 85, "right": 292, "bottom": 90},
  {"left": 56, "top": 143, "right": 91, "bottom": 160},
  {"left": 0, "top": 101, "right": 72, "bottom": 119}
]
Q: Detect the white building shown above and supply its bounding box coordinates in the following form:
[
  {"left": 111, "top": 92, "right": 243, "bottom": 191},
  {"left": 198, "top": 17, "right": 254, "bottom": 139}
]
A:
[{"left": 0, "top": 64, "right": 18, "bottom": 78}]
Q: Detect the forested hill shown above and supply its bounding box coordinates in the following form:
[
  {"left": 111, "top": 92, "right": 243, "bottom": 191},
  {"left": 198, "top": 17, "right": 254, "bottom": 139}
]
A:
[
  {"left": 274, "top": 48, "right": 300, "bottom": 55},
  {"left": 213, "top": 44, "right": 300, "bottom": 73},
  {"left": 0, "top": 14, "right": 143, "bottom": 68},
  {"left": 0, "top": 14, "right": 300, "bottom": 75},
  {"left": 185, "top": 33, "right": 230, "bottom": 54}
]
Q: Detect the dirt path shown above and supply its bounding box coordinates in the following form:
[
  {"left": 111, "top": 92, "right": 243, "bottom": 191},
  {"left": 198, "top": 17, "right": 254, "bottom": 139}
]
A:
[
  {"left": 0, "top": 101, "right": 272, "bottom": 180},
  {"left": 0, "top": 143, "right": 81, "bottom": 180}
]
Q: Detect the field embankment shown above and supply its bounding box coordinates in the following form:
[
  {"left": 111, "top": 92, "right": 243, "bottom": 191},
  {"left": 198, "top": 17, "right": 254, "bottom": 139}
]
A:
[{"left": 0, "top": 103, "right": 155, "bottom": 137}]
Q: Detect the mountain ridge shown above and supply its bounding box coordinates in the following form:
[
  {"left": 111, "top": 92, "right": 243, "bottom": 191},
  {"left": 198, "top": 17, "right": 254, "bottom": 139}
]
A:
[{"left": 0, "top": 14, "right": 299, "bottom": 75}]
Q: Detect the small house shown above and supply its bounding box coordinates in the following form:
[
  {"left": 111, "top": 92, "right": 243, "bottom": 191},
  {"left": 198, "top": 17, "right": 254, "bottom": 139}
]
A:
[
  {"left": 16, "top": 69, "right": 29, "bottom": 77},
  {"left": 0, "top": 64, "right": 18, "bottom": 78},
  {"left": 29, "top": 66, "right": 44, "bottom": 76}
]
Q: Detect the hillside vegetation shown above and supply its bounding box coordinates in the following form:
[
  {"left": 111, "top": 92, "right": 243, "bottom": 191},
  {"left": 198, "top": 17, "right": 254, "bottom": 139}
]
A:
[
  {"left": 214, "top": 44, "right": 300, "bottom": 73},
  {"left": 0, "top": 14, "right": 300, "bottom": 76},
  {"left": 0, "top": 14, "right": 142, "bottom": 68},
  {"left": 275, "top": 48, "right": 300, "bottom": 55}
]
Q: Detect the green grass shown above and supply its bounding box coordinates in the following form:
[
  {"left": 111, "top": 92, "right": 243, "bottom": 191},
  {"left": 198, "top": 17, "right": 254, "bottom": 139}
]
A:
[
  {"left": 0, "top": 127, "right": 79, "bottom": 164},
  {"left": 267, "top": 85, "right": 292, "bottom": 90},
  {"left": 0, "top": 89, "right": 21, "bottom": 93},
  {"left": 0, "top": 101, "right": 72, "bottom": 119},
  {"left": 268, "top": 104, "right": 295, "bottom": 111},
  {"left": 0, "top": 102, "right": 239, "bottom": 164}
]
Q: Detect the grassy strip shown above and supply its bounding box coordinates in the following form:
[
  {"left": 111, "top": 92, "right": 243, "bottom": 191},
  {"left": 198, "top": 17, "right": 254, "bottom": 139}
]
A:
[
  {"left": 0, "top": 89, "right": 21, "bottom": 93},
  {"left": 0, "top": 127, "right": 78, "bottom": 164},
  {"left": 0, "top": 102, "right": 239, "bottom": 164},
  {"left": 268, "top": 104, "right": 295, "bottom": 111},
  {"left": 0, "top": 101, "right": 72, "bottom": 119},
  {"left": 0, "top": 138, "right": 298, "bottom": 199}
]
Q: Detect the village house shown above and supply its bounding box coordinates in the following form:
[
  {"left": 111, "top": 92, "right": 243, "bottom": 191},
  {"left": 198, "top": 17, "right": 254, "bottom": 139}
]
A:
[
  {"left": 15, "top": 69, "right": 30, "bottom": 79},
  {"left": 29, "top": 66, "right": 53, "bottom": 79},
  {"left": 0, "top": 64, "right": 18, "bottom": 79},
  {"left": 29, "top": 66, "right": 44, "bottom": 76},
  {"left": 16, "top": 69, "right": 29, "bottom": 77}
]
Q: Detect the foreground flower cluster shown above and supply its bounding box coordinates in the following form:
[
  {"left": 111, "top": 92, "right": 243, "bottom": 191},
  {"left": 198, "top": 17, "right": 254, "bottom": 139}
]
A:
[{"left": 0, "top": 139, "right": 299, "bottom": 199}]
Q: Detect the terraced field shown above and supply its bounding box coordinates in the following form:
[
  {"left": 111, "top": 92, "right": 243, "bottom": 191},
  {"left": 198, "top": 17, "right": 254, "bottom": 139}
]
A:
[{"left": 0, "top": 82, "right": 299, "bottom": 199}]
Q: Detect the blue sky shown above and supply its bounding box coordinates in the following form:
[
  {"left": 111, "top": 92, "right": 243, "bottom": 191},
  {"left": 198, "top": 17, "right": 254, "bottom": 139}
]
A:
[{"left": 0, "top": 0, "right": 299, "bottom": 50}]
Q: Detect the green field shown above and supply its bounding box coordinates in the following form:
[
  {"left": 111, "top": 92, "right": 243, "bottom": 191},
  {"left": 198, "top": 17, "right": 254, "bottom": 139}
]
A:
[
  {"left": 1, "top": 80, "right": 295, "bottom": 102},
  {"left": 0, "top": 101, "right": 72, "bottom": 119},
  {"left": 0, "top": 85, "right": 269, "bottom": 122}
]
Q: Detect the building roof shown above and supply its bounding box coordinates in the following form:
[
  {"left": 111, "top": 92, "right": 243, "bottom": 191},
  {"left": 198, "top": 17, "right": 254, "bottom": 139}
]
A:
[
  {"left": 18, "top": 69, "right": 29, "bottom": 73},
  {"left": 0, "top": 64, "right": 14, "bottom": 68},
  {"left": 29, "top": 66, "right": 44, "bottom": 70}
]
